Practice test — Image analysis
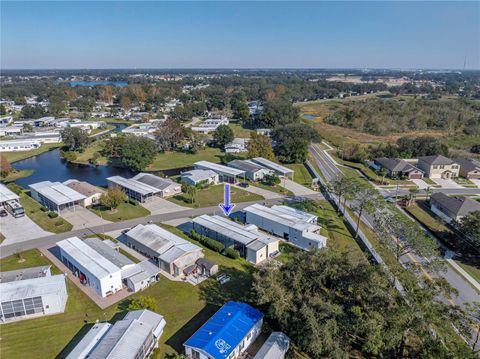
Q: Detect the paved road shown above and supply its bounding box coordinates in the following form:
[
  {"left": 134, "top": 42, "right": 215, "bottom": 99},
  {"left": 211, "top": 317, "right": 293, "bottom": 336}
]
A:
[
  {"left": 0, "top": 195, "right": 322, "bottom": 259},
  {"left": 309, "top": 143, "right": 480, "bottom": 308}
]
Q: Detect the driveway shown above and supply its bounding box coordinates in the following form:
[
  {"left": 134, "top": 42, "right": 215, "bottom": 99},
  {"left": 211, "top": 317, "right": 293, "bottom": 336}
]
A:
[
  {"left": 431, "top": 178, "right": 463, "bottom": 189},
  {"left": 279, "top": 178, "right": 320, "bottom": 197},
  {"left": 142, "top": 197, "right": 187, "bottom": 215},
  {"left": 61, "top": 206, "right": 111, "bottom": 230},
  {"left": 0, "top": 213, "right": 52, "bottom": 246},
  {"left": 411, "top": 179, "right": 430, "bottom": 190},
  {"left": 470, "top": 178, "right": 480, "bottom": 188},
  {"left": 232, "top": 183, "right": 283, "bottom": 200}
]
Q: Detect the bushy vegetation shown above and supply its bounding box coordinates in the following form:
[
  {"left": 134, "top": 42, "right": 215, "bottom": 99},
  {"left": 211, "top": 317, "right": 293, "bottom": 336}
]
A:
[
  {"left": 190, "top": 230, "right": 225, "bottom": 253},
  {"left": 224, "top": 248, "right": 240, "bottom": 259}
]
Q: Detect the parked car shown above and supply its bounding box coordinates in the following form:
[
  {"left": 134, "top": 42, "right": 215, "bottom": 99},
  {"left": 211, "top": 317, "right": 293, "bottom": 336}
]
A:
[
  {"left": 239, "top": 182, "right": 249, "bottom": 188},
  {"left": 0, "top": 209, "right": 8, "bottom": 217}
]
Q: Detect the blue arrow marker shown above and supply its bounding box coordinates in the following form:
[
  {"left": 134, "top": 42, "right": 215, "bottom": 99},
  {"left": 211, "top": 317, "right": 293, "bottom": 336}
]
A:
[{"left": 219, "top": 183, "right": 235, "bottom": 216}]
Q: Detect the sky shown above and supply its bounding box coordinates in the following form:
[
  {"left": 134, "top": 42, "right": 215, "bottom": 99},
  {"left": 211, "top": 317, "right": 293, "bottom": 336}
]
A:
[{"left": 1, "top": 1, "right": 479, "bottom": 69}]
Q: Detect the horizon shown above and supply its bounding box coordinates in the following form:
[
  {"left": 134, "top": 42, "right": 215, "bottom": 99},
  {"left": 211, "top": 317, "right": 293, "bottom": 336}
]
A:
[{"left": 1, "top": 1, "right": 479, "bottom": 70}]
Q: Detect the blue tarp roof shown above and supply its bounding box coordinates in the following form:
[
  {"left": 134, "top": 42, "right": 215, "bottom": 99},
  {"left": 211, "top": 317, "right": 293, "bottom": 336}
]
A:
[{"left": 184, "top": 301, "right": 263, "bottom": 359}]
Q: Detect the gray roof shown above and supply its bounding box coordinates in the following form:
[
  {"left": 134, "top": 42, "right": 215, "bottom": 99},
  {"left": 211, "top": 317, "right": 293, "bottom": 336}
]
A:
[
  {"left": 419, "top": 155, "right": 455, "bottom": 166},
  {"left": 107, "top": 176, "right": 160, "bottom": 196},
  {"left": 251, "top": 157, "right": 293, "bottom": 175},
  {"left": 0, "top": 274, "right": 66, "bottom": 302},
  {"left": 0, "top": 183, "right": 19, "bottom": 203},
  {"left": 454, "top": 157, "right": 480, "bottom": 172},
  {"left": 131, "top": 173, "right": 178, "bottom": 191},
  {"left": 84, "top": 237, "right": 134, "bottom": 269},
  {"left": 57, "top": 237, "right": 121, "bottom": 280},
  {"left": 431, "top": 193, "right": 480, "bottom": 217},
  {"left": 374, "top": 157, "right": 422, "bottom": 173},
  {"left": 194, "top": 161, "right": 245, "bottom": 177},
  {"left": 66, "top": 322, "right": 113, "bottom": 359},
  {"left": 121, "top": 260, "right": 160, "bottom": 283},
  {"left": 124, "top": 309, "right": 166, "bottom": 338},
  {"left": 228, "top": 159, "right": 269, "bottom": 173},
  {"left": 0, "top": 265, "right": 51, "bottom": 283},
  {"left": 29, "top": 181, "right": 86, "bottom": 205},
  {"left": 63, "top": 180, "right": 105, "bottom": 197},
  {"left": 253, "top": 332, "right": 290, "bottom": 359},
  {"left": 181, "top": 169, "right": 218, "bottom": 182}
]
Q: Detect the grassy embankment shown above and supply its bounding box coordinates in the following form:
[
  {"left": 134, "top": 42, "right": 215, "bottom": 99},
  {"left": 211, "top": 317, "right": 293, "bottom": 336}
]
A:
[{"left": 1, "top": 143, "right": 63, "bottom": 163}]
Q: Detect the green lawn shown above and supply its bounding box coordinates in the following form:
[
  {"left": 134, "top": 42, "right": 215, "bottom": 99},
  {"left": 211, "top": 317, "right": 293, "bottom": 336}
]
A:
[
  {"left": 72, "top": 140, "right": 109, "bottom": 165},
  {"left": 168, "top": 184, "right": 264, "bottom": 208},
  {"left": 276, "top": 242, "right": 301, "bottom": 264},
  {"left": 0, "top": 249, "right": 52, "bottom": 272},
  {"left": 0, "top": 169, "right": 34, "bottom": 183},
  {"left": 249, "top": 181, "right": 294, "bottom": 196},
  {"left": 422, "top": 177, "right": 438, "bottom": 185},
  {"left": 89, "top": 202, "right": 150, "bottom": 222},
  {"left": 285, "top": 163, "right": 314, "bottom": 186},
  {"left": 88, "top": 124, "right": 115, "bottom": 136},
  {"left": 453, "top": 177, "right": 478, "bottom": 188},
  {"left": 19, "top": 192, "right": 73, "bottom": 233},
  {"left": 1, "top": 143, "right": 63, "bottom": 163},
  {"left": 229, "top": 123, "right": 253, "bottom": 138},
  {"left": 0, "top": 224, "right": 255, "bottom": 359},
  {"left": 455, "top": 261, "right": 480, "bottom": 285},
  {"left": 147, "top": 147, "right": 226, "bottom": 171}
]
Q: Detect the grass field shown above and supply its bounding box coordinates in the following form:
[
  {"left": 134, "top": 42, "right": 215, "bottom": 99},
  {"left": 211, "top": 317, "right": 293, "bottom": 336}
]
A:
[
  {"left": 249, "top": 181, "right": 293, "bottom": 196},
  {"left": 168, "top": 184, "right": 264, "bottom": 208},
  {"left": 229, "top": 123, "right": 253, "bottom": 138},
  {"left": 0, "top": 226, "right": 255, "bottom": 359},
  {"left": 19, "top": 192, "right": 73, "bottom": 233},
  {"left": 0, "top": 169, "right": 34, "bottom": 183},
  {"left": 72, "top": 140, "right": 109, "bottom": 165},
  {"left": 1, "top": 143, "right": 63, "bottom": 163},
  {"left": 0, "top": 249, "right": 53, "bottom": 272},
  {"left": 285, "top": 163, "right": 314, "bottom": 186},
  {"left": 89, "top": 202, "right": 150, "bottom": 222},
  {"left": 147, "top": 147, "right": 229, "bottom": 171}
]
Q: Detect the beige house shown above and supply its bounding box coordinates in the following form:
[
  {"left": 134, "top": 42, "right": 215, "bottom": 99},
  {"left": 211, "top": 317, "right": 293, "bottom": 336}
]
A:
[
  {"left": 417, "top": 155, "right": 459, "bottom": 179},
  {"left": 64, "top": 180, "right": 105, "bottom": 207}
]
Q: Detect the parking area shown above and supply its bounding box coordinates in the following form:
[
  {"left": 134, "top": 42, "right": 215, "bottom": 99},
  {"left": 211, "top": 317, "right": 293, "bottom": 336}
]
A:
[
  {"left": 431, "top": 178, "right": 463, "bottom": 189},
  {"left": 60, "top": 206, "right": 111, "bottom": 230},
  {"left": 0, "top": 212, "right": 52, "bottom": 245},
  {"left": 142, "top": 196, "right": 187, "bottom": 215}
]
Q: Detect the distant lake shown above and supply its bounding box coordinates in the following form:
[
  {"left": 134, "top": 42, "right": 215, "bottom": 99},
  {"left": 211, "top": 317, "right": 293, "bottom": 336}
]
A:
[
  {"left": 70, "top": 81, "right": 128, "bottom": 87},
  {"left": 303, "top": 114, "right": 316, "bottom": 120}
]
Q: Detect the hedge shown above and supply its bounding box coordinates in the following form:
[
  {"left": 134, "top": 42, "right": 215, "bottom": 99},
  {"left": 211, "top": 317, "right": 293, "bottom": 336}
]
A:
[
  {"left": 190, "top": 230, "right": 225, "bottom": 253},
  {"left": 225, "top": 248, "right": 240, "bottom": 259},
  {"left": 48, "top": 211, "right": 59, "bottom": 218}
]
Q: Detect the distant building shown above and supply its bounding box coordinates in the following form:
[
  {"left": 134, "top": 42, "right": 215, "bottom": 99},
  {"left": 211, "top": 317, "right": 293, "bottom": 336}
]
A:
[
  {"left": 256, "top": 128, "right": 271, "bottom": 136},
  {"left": 228, "top": 159, "right": 274, "bottom": 181},
  {"left": 253, "top": 332, "right": 290, "bottom": 359},
  {"left": 192, "top": 214, "right": 280, "bottom": 264},
  {"left": 29, "top": 181, "right": 86, "bottom": 213},
  {"left": 181, "top": 169, "right": 219, "bottom": 186},
  {"left": 191, "top": 117, "right": 229, "bottom": 134},
  {"left": 0, "top": 266, "right": 67, "bottom": 323},
  {"left": 244, "top": 204, "right": 327, "bottom": 250},
  {"left": 373, "top": 157, "right": 424, "bottom": 179},
  {"left": 125, "top": 224, "right": 204, "bottom": 277},
  {"left": 0, "top": 116, "right": 13, "bottom": 125},
  {"left": 194, "top": 161, "right": 245, "bottom": 183},
  {"left": 184, "top": 301, "right": 263, "bottom": 359},
  {"left": 0, "top": 126, "right": 22, "bottom": 137},
  {"left": 66, "top": 309, "right": 166, "bottom": 359},
  {"left": 454, "top": 158, "right": 480, "bottom": 179},
  {"left": 122, "top": 123, "right": 157, "bottom": 139},
  {"left": 430, "top": 193, "right": 480, "bottom": 223},
  {"left": 224, "top": 138, "right": 249, "bottom": 153},
  {"left": 251, "top": 157, "right": 294, "bottom": 179},
  {"left": 417, "top": 155, "right": 459, "bottom": 179},
  {"left": 131, "top": 173, "right": 181, "bottom": 198},
  {"left": 0, "top": 139, "right": 42, "bottom": 152}
]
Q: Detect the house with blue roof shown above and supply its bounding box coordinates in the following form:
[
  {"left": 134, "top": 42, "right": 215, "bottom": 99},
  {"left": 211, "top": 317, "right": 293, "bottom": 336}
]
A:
[{"left": 184, "top": 301, "right": 264, "bottom": 359}]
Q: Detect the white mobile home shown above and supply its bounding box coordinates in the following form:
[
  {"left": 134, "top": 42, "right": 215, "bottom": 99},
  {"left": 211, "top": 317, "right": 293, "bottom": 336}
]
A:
[
  {"left": 228, "top": 159, "right": 274, "bottom": 181},
  {"left": 29, "top": 181, "right": 86, "bottom": 213},
  {"left": 181, "top": 169, "right": 219, "bottom": 186},
  {"left": 251, "top": 157, "right": 294, "bottom": 179},
  {"left": 131, "top": 173, "right": 181, "bottom": 198},
  {"left": 107, "top": 176, "right": 159, "bottom": 203},
  {"left": 194, "top": 161, "right": 245, "bottom": 183}
]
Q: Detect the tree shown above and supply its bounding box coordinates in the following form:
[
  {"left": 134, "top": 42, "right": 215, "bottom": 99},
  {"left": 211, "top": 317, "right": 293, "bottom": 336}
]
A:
[
  {"left": 0, "top": 155, "right": 12, "bottom": 178},
  {"left": 127, "top": 296, "right": 158, "bottom": 312},
  {"left": 100, "top": 187, "right": 127, "bottom": 210},
  {"left": 119, "top": 95, "right": 132, "bottom": 110},
  {"left": 20, "top": 105, "right": 45, "bottom": 119},
  {"left": 22, "top": 122, "right": 33, "bottom": 132},
  {"left": 349, "top": 184, "right": 380, "bottom": 238},
  {"left": 378, "top": 167, "right": 388, "bottom": 185},
  {"left": 181, "top": 183, "right": 197, "bottom": 204},
  {"left": 119, "top": 135, "right": 157, "bottom": 171},
  {"left": 328, "top": 176, "right": 355, "bottom": 214},
  {"left": 154, "top": 118, "right": 187, "bottom": 152},
  {"left": 272, "top": 123, "right": 320, "bottom": 163},
  {"left": 213, "top": 125, "right": 234, "bottom": 149},
  {"left": 255, "top": 98, "right": 299, "bottom": 128},
  {"left": 407, "top": 187, "right": 419, "bottom": 206},
  {"left": 456, "top": 211, "right": 480, "bottom": 252},
  {"left": 0, "top": 104, "right": 6, "bottom": 115},
  {"left": 247, "top": 132, "right": 275, "bottom": 160},
  {"left": 262, "top": 174, "right": 280, "bottom": 186},
  {"left": 230, "top": 92, "right": 250, "bottom": 121},
  {"left": 61, "top": 127, "right": 90, "bottom": 151}
]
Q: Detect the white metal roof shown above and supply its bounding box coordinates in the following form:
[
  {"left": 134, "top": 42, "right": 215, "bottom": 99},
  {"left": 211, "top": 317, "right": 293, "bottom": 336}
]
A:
[
  {"left": 271, "top": 205, "right": 317, "bottom": 223},
  {"left": 66, "top": 322, "right": 112, "bottom": 359},
  {"left": 253, "top": 332, "right": 290, "bottom": 359},
  {"left": 0, "top": 265, "right": 51, "bottom": 283},
  {"left": 84, "top": 237, "right": 134, "bottom": 270},
  {"left": 0, "top": 274, "right": 66, "bottom": 302},
  {"left": 194, "top": 161, "right": 245, "bottom": 177},
  {"left": 0, "top": 183, "right": 19, "bottom": 203},
  {"left": 251, "top": 157, "right": 293, "bottom": 175},
  {"left": 244, "top": 204, "right": 314, "bottom": 231},
  {"left": 107, "top": 176, "right": 160, "bottom": 196},
  {"left": 192, "top": 214, "right": 278, "bottom": 247},
  {"left": 181, "top": 169, "right": 218, "bottom": 182},
  {"left": 29, "top": 181, "right": 86, "bottom": 205},
  {"left": 57, "top": 237, "right": 121, "bottom": 279}
]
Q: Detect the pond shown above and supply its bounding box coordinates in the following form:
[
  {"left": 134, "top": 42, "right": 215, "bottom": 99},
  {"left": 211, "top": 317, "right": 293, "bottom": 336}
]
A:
[
  {"left": 303, "top": 114, "right": 316, "bottom": 120},
  {"left": 69, "top": 81, "right": 128, "bottom": 87}
]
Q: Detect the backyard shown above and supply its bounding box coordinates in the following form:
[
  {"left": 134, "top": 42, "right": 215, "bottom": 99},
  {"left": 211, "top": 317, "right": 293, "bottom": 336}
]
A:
[
  {"left": 168, "top": 184, "right": 264, "bottom": 208},
  {"left": 147, "top": 147, "right": 227, "bottom": 171},
  {"left": 88, "top": 201, "right": 151, "bottom": 222},
  {"left": 285, "top": 163, "right": 314, "bottom": 187}
]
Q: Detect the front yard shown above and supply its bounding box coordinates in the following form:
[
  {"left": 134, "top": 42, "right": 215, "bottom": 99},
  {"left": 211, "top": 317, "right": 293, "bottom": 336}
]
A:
[
  {"left": 88, "top": 202, "right": 151, "bottom": 222},
  {"left": 168, "top": 184, "right": 264, "bottom": 208}
]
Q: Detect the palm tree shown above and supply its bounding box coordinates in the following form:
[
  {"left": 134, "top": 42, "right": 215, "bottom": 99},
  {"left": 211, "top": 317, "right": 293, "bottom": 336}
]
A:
[
  {"left": 379, "top": 168, "right": 388, "bottom": 185},
  {"left": 425, "top": 186, "right": 432, "bottom": 201},
  {"left": 408, "top": 187, "right": 419, "bottom": 206}
]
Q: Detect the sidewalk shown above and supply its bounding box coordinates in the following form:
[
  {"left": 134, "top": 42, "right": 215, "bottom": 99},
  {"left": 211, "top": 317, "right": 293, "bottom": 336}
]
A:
[{"left": 445, "top": 251, "right": 480, "bottom": 292}]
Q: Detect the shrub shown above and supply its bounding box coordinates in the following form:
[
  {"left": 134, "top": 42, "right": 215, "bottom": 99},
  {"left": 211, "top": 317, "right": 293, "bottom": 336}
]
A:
[
  {"left": 225, "top": 247, "right": 240, "bottom": 259},
  {"left": 6, "top": 183, "right": 24, "bottom": 195},
  {"left": 128, "top": 199, "right": 138, "bottom": 206},
  {"left": 48, "top": 211, "right": 59, "bottom": 218},
  {"left": 40, "top": 206, "right": 49, "bottom": 212},
  {"left": 54, "top": 219, "right": 64, "bottom": 226},
  {"left": 190, "top": 230, "right": 225, "bottom": 252}
]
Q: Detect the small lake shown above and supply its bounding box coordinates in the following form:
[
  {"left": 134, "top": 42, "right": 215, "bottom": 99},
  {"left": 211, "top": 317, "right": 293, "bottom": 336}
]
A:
[
  {"left": 303, "top": 114, "right": 316, "bottom": 120},
  {"left": 70, "top": 81, "right": 128, "bottom": 87}
]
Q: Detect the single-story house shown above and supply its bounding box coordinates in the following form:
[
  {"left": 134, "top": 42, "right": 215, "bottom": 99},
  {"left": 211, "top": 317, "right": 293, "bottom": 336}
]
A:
[
  {"left": 225, "top": 138, "right": 249, "bottom": 153},
  {"left": 125, "top": 224, "right": 204, "bottom": 277},
  {"left": 253, "top": 332, "right": 290, "bottom": 359},
  {"left": 251, "top": 157, "right": 294, "bottom": 179},
  {"left": 417, "top": 155, "right": 459, "bottom": 179},
  {"left": 63, "top": 180, "right": 105, "bottom": 207},
  {"left": 430, "top": 192, "right": 480, "bottom": 223},
  {"left": 181, "top": 169, "right": 219, "bottom": 186},
  {"left": 454, "top": 158, "right": 480, "bottom": 180},
  {"left": 29, "top": 181, "right": 86, "bottom": 213},
  {"left": 121, "top": 260, "right": 161, "bottom": 293},
  {"left": 184, "top": 301, "right": 263, "bottom": 359},
  {"left": 106, "top": 175, "right": 159, "bottom": 203},
  {"left": 228, "top": 160, "right": 274, "bottom": 181},
  {"left": 192, "top": 214, "right": 280, "bottom": 264},
  {"left": 132, "top": 173, "right": 181, "bottom": 198},
  {"left": 374, "top": 157, "right": 424, "bottom": 179},
  {"left": 194, "top": 161, "right": 245, "bottom": 183}
]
